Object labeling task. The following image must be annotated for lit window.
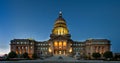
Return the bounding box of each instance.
[63,42,66,46]
[21,42,23,44]
[17,42,19,44]
[26,47,27,49]
[53,27,68,35]
[59,42,62,47]
[31,42,32,45]
[69,48,72,52]
[22,47,24,49]
[31,46,33,49]
[25,42,26,44]
[54,42,58,46]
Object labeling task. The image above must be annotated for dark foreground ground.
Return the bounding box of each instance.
[1,59,120,63]
[0,56,120,63]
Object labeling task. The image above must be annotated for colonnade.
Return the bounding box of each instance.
[15,46,32,54]
[54,41,67,55]
[94,46,105,54]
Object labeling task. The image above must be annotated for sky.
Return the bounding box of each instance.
[0,0,120,55]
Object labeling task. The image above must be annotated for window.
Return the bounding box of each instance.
[26,47,27,49]
[81,48,83,50]
[76,44,77,46]
[22,47,24,49]
[17,42,19,44]
[63,42,66,46]
[54,42,58,46]
[21,42,23,44]
[31,42,33,45]
[54,27,68,35]
[25,42,26,44]
[59,42,62,47]
[31,46,33,49]
[81,44,83,46]
[18,47,20,49]
[43,48,45,50]
[13,42,15,44]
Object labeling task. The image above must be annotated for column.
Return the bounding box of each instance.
[20,46,21,54]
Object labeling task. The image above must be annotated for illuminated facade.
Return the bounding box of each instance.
[49,11,73,55]
[10,11,111,58]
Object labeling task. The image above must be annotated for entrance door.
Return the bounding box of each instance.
[59,51,62,54]
[53,41,67,55]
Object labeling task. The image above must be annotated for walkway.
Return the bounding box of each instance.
[44,55,76,61]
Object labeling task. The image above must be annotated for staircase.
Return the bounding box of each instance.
[45,55,75,61]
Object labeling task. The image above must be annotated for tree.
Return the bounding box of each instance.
[8,51,18,58]
[22,52,29,59]
[32,53,37,59]
[92,52,101,59]
[114,54,120,60]
[103,51,113,59]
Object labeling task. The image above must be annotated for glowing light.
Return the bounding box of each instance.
[53,21,69,35]
[54,42,58,46]
[59,11,62,14]
[69,48,72,52]
[49,48,52,53]
[63,42,66,46]
[59,42,62,46]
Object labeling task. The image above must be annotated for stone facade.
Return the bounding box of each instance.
[10,11,111,58]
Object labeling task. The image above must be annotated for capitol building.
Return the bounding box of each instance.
[10,11,111,58]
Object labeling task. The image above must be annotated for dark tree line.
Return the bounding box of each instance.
[92,51,113,60]
[7,51,37,59]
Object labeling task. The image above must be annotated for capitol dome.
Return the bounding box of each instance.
[52,11,69,35]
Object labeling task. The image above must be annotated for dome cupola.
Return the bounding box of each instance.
[52,11,69,35]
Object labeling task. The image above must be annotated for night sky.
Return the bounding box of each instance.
[0,0,120,55]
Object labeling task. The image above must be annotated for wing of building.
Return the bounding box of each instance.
[10,11,111,58]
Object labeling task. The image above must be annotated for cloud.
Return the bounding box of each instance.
[0,48,10,56]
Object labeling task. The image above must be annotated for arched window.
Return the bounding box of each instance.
[63,42,66,46]
[54,41,58,46]
[59,41,62,49]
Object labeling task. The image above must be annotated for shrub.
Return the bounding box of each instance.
[92,52,101,59]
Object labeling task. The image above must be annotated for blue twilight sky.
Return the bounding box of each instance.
[0,0,120,55]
